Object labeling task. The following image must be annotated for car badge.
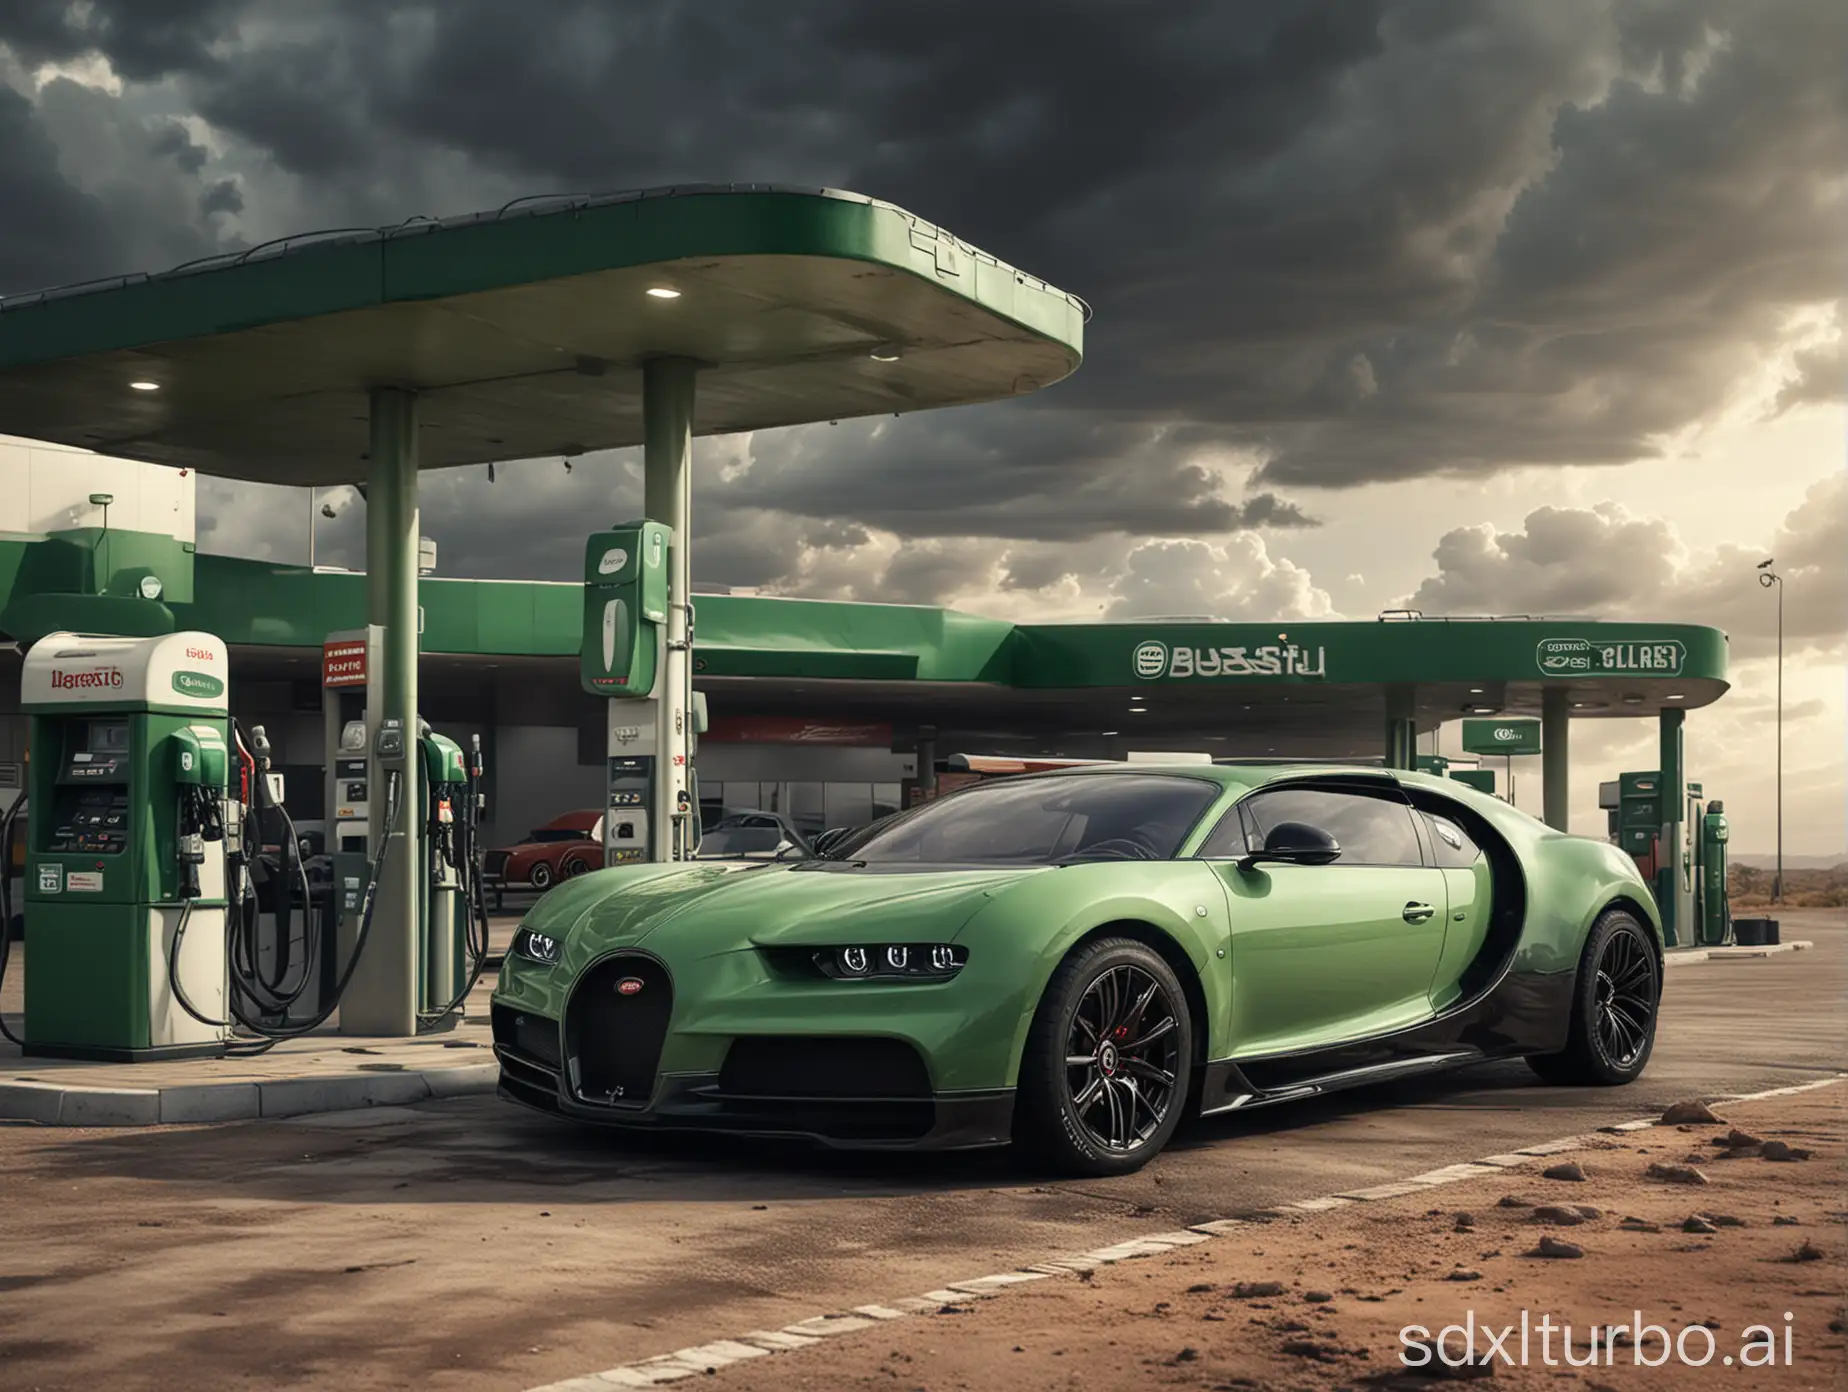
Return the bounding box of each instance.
[615,977,645,997]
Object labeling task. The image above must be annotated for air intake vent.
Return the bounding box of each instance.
[719,1036,932,1099]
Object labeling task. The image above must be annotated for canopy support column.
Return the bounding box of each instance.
[1542,687,1570,832]
[343,387,422,1035]
[1384,684,1417,771]
[1658,707,1686,947]
[644,358,697,862]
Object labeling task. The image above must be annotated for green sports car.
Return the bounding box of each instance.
[491,763,1664,1175]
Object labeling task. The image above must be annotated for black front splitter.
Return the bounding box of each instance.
[495,1048,1014,1151]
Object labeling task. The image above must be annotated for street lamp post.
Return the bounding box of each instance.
[1757,560,1783,904]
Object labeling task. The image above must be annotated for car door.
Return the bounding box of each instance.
[1199,782,1449,1056]
[1420,808,1495,1012]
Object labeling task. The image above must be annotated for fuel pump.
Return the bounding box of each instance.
[312,715,490,1031]
[167,718,410,1051]
[17,631,235,1060]
[417,723,487,1021]
[583,522,706,864]
[221,723,320,1028]
[1694,794,1731,947]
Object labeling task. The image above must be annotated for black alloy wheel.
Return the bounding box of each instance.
[1592,924,1655,1067]
[1014,936,1194,1176]
[1527,908,1660,1086]
[1065,963,1184,1152]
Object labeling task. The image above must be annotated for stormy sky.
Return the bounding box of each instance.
[0,0,1841,853]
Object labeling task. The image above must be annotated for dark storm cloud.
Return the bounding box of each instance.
[3,0,1843,589]
[0,1,237,82]
[716,411,1318,542]
[0,81,122,291]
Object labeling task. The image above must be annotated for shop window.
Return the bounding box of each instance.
[787,782,825,835]
[872,783,901,821]
[823,784,873,831]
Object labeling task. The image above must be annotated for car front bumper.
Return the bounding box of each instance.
[491,1004,1014,1150]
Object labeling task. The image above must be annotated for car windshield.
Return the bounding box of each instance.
[526,827,590,843]
[833,773,1220,865]
[697,826,787,858]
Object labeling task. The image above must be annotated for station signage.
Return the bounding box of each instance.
[322,639,368,689]
[1133,639,1327,681]
[1536,637,1685,677]
[1461,718,1541,755]
[49,665,124,691]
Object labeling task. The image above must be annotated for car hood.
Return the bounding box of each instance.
[525,860,1046,960]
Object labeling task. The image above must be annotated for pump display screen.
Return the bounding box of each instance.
[87,720,130,754]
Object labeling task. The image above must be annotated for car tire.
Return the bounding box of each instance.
[1526,907,1660,1086]
[1013,936,1194,1177]
[529,862,553,892]
[561,857,588,879]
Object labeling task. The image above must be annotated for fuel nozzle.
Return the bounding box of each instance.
[249,723,273,773]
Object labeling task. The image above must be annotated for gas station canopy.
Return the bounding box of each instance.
[0,185,1087,484]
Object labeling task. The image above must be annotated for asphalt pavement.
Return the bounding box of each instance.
[0,909,1840,1392]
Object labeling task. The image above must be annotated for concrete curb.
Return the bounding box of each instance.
[522,1073,1848,1391]
[1663,940,1812,967]
[0,1061,499,1127]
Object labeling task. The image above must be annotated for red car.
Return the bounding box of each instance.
[484,810,603,896]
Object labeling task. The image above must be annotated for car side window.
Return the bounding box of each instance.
[1194,808,1250,859]
[1238,787,1424,868]
[1422,812,1482,869]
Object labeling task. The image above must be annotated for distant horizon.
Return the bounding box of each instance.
[1727,853,1847,870]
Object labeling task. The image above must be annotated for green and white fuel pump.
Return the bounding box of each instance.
[1693,789,1730,948]
[582,522,702,863]
[322,700,487,1027]
[17,631,233,1060]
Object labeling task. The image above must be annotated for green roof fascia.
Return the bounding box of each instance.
[1008,619,1730,689]
[0,186,1085,377]
[169,556,1019,680]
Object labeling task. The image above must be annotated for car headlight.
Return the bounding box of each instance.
[812,943,967,981]
[512,927,563,965]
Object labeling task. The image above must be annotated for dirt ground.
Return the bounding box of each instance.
[705,1085,1847,1391]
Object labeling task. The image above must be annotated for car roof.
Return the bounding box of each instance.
[1026,761,1400,789]
[540,809,604,830]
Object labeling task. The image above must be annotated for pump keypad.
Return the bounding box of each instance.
[50,789,131,854]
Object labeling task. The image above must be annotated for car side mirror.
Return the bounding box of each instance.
[1238,820,1342,872]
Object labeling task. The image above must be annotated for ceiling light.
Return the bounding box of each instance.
[645,287,681,300]
[1129,707,1148,715]
[1469,705,1495,714]
[1622,694,1645,706]
[870,345,901,362]
[1100,730,1119,737]
[1468,688,1484,695]
[1572,702,1588,709]
[130,380,160,391]
[1665,693,1685,701]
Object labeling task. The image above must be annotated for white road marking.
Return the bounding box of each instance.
[522,1072,1848,1392]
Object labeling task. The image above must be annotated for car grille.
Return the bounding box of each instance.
[564,955,673,1108]
[718,1036,932,1100]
